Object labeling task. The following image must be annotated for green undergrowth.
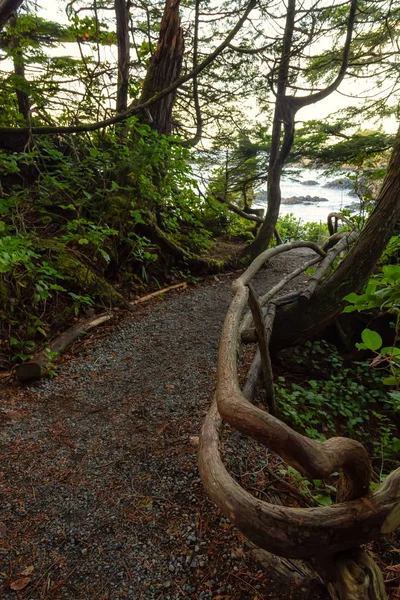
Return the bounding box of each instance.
[0,121,246,367]
[275,340,400,462]
[276,213,330,244]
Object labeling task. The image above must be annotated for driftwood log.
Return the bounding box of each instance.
[198,235,399,599]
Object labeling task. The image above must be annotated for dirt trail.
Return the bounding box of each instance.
[0,248,328,600]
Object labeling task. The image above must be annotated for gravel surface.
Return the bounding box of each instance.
[0,248,329,600]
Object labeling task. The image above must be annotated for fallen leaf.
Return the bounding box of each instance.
[21,566,34,576]
[165,384,175,390]
[10,577,31,591]
[189,436,199,447]
[5,410,25,420]
[157,424,169,435]
[0,522,7,537]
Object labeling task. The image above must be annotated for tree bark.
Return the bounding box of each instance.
[271,124,400,349]
[115,0,130,114]
[239,0,295,259]
[0,0,256,137]
[9,14,30,122]
[0,0,22,31]
[139,0,184,134]
[241,0,357,260]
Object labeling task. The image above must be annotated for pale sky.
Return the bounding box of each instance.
[30,1,399,135]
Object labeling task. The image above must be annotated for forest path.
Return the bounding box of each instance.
[1,248,329,600]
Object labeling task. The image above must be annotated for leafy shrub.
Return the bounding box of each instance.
[276,340,399,459]
[0,120,215,365]
[343,262,400,387]
[276,213,329,243]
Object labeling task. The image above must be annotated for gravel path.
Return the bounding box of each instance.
[0,249,329,600]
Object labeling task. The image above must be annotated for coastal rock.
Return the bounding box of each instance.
[282,195,329,205]
[323,177,353,189]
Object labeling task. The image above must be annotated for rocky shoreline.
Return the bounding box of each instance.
[282,195,329,205]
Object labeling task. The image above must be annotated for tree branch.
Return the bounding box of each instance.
[0,0,256,136]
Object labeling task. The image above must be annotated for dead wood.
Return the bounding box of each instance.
[250,545,317,583]
[327,212,356,235]
[15,314,112,383]
[199,399,400,561]
[217,284,371,501]
[234,241,325,292]
[132,282,187,304]
[299,231,359,304]
[240,254,322,334]
[242,303,276,402]
[246,284,276,413]
[322,231,348,252]
[198,161,399,599]
[314,549,388,600]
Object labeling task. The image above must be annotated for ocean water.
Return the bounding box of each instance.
[253,168,358,223]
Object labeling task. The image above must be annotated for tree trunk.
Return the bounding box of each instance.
[115,0,130,114]
[9,14,30,122]
[0,0,23,31]
[239,0,295,260]
[240,0,357,260]
[139,0,184,135]
[271,124,400,349]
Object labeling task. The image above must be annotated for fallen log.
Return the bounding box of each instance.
[15,314,112,383]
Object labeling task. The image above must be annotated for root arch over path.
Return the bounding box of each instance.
[198,235,400,600]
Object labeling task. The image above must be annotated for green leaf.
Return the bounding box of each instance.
[382,265,400,281]
[361,329,382,351]
[383,376,398,385]
[315,494,333,506]
[343,292,360,303]
[355,342,367,350]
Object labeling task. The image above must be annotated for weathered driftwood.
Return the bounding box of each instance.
[15,314,111,383]
[315,549,387,600]
[233,240,325,291]
[199,234,399,598]
[240,254,323,334]
[218,284,371,502]
[299,230,360,304]
[246,283,276,413]
[132,282,187,305]
[199,400,400,559]
[322,231,348,251]
[242,303,276,401]
[327,212,356,236]
[249,545,317,583]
